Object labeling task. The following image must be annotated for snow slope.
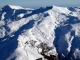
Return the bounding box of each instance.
[0,5,80,60]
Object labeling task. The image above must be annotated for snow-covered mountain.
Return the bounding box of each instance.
[0,5,80,60]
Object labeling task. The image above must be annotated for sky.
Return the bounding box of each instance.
[0,0,80,9]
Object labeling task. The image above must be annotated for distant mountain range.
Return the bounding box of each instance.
[0,5,80,60]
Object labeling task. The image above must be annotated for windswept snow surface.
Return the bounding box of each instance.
[0,5,80,60]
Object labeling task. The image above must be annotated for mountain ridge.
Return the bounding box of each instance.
[0,5,80,60]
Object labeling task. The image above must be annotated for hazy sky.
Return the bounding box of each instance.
[0,0,80,9]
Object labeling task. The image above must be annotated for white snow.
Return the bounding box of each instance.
[17,14,24,18]
[52,5,71,14]
[0,21,5,26]
[71,23,80,37]
[65,32,74,52]
[0,5,80,60]
[74,49,80,59]
[8,5,34,10]
[7,14,39,34]
[8,5,23,9]
[0,27,6,38]
[6,5,71,60]
[1,12,6,20]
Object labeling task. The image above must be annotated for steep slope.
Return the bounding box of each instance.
[0,5,80,60]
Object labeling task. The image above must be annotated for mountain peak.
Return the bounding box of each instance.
[0,5,80,60]
[8,5,23,9]
[2,5,23,11]
[2,5,12,11]
[51,5,71,14]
